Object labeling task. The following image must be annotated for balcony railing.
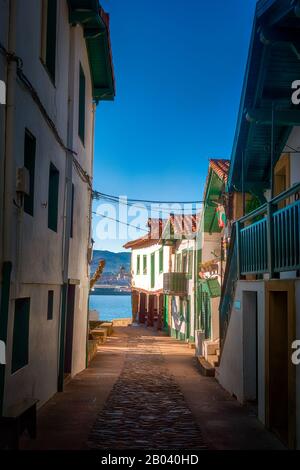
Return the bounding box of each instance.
[163,272,188,295]
[237,182,300,276]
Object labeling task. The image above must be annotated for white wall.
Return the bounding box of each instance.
[2,0,95,410]
[131,244,170,292]
[217,280,266,423]
[170,238,196,341]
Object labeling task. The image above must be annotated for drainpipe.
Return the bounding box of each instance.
[57,26,76,392]
[86,102,96,368]
[0,0,17,415]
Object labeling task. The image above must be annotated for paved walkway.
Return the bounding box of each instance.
[22,326,284,450]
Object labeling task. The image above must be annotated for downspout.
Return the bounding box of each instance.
[57,26,76,392]
[0,0,17,415]
[86,102,96,368]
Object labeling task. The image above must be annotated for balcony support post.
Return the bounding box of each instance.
[267,202,275,278]
[236,220,242,279]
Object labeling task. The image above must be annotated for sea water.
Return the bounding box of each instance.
[89,294,132,321]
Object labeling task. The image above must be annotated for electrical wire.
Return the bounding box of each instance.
[92,211,149,232]
[93,190,204,205]
[94,194,202,214]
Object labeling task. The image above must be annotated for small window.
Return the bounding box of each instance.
[78,64,86,144]
[47,290,54,320]
[136,255,140,274]
[12,298,30,373]
[143,255,147,274]
[24,129,36,216]
[70,184,74,238]
[41,0,57,82]
[159,248,163,273]
[48,162,59,232]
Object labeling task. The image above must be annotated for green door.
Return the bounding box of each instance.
[151,253,155,288]
[186,297,191,340]
[202,291,211,339]
[163,295,169,330]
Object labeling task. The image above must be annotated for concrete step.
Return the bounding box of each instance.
[207,354,219,367]
[197,356,215,377]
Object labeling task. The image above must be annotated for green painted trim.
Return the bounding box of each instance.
[58,283,68,392]
[68,0,115,101]
[0,262,12,415]
[171,328,186,342]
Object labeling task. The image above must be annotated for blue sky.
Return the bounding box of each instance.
[92,0,257,252]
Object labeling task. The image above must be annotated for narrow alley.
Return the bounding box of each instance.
[22,326,284,451]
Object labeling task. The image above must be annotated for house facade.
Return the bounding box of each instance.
[217,0,300,449]
[194,159,229,367]
[0,0,114,414]
[162,215,198,343]
[124,220,170,329]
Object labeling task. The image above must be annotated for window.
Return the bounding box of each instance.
[151,253,155,288]
[159,248,163,273]
[24,129,36,216]
[41,0,57,82]
[12,298,30,373]
[78,64,86,144]
[70,184,74,238]
[48,162,59,232]
[47,290,54,320]
[136,255,140,274]
[143,255,147,274]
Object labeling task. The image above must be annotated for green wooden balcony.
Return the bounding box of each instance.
[237,183,300,276]
[163,273,188,295]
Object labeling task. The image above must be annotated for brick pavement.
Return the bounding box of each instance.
[88,333,208,450]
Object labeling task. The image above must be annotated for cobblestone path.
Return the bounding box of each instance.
[88,334,208,450]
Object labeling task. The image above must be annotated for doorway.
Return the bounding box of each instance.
[64,284,76,376]
[266,281,296,448]
[243,291,258,410]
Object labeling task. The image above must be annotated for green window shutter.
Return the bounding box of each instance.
[182,250,188,273]
[176,253,182,272]
[12,298,30,373]
[48,162,59,232]
[143,255,147,274]
[24,129,36,216]
[159,248,163,273]
[188,250,193,278]
[151,253,155,288]
[78,64,86,144]
[47,290,54,320]
[46,0,57,81]
[136,255,140,274]
[207,278,221,298]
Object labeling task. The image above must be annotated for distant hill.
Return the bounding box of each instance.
[91,250,131,274]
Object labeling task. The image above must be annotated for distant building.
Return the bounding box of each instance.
[0,0,115,413]
[194,159,230,368]
[124,219,171,328]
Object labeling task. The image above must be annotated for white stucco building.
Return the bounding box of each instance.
[0,0,115,413]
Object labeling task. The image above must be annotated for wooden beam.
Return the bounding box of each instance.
[246,108,300,126]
